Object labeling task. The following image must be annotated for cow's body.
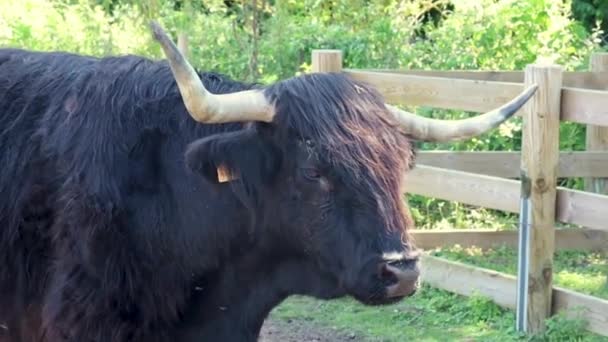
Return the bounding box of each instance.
[0,49,268,341]
[0,46,423,342]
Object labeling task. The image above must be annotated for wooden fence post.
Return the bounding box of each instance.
[311,50,343,73]
[585,53,608,194]
[518,64,562,334]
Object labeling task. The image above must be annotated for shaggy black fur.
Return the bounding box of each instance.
[0,47,418,342]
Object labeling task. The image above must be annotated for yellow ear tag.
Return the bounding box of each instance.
[216,164,235,183]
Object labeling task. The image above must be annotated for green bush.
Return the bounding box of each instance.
[572,0,608,43]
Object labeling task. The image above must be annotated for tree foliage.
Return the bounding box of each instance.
[572,0,608,44]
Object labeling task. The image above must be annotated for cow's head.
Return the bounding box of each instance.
[151,23,537,305]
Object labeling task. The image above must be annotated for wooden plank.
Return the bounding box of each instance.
[520,64,562,332]
[312,50,343,73]
[406,165,607,232]
[552,287,608,337]
[420,255,608,337]
[406,166,608,232]
[586,127,608,191]
[561,87,608,127]
[344,70,524,113]
[411,229,608,252]
[556,152,608,179]
[406,165,520,213]
[556,189,608,232]
[420,255,517,310]
[416,151,608,178]
[585,53,608,194]
[362,69,524,83]
[564,71,608,90]
[417,152,517,177]
[357,69,608,89]
[584,53,608,289]
[345,69,608,127]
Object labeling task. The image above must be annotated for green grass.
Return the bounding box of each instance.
[269,247,608,341]
[271,286,517,341]
[270,285,607,341]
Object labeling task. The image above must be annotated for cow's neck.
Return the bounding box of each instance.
[174,253,339,342]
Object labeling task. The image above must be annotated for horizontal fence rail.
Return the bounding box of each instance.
[345,70,608,127]
[556,190,608,231]
[355,69,608,90]
[416,151,608,178]
[411,229,608,252]
[407,166,608,232]
[421,256,608,337]
[344,70,524,113]
[406,165,520,213]
[561,88,608,127]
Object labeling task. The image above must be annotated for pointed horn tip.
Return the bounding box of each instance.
[149,20,170,44]
[517,83,539,105]
[525,83,539,96]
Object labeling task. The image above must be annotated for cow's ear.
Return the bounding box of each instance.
[185,127,281,185]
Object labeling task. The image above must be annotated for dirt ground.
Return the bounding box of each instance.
[259,318,365,342]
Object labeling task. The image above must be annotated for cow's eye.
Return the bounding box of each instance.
[302,168,321,181]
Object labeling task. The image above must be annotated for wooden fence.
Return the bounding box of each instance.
[311,50,608,337]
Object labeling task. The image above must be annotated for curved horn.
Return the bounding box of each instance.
[150,21,275,123]
[386,84,538,142]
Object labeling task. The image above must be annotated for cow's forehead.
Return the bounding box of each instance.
[261,72,415,183]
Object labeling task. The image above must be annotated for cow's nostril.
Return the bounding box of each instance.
[379,263,399,287]
[379,261,420,298]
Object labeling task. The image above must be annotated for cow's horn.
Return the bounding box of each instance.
[150,21,275,123]
[385,84,538,142]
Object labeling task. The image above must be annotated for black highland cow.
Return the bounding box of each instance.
[0,22,537,342]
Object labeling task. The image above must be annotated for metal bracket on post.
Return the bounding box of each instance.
[516,170,532,332]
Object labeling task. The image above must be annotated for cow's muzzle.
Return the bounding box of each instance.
[378,252,421,298]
